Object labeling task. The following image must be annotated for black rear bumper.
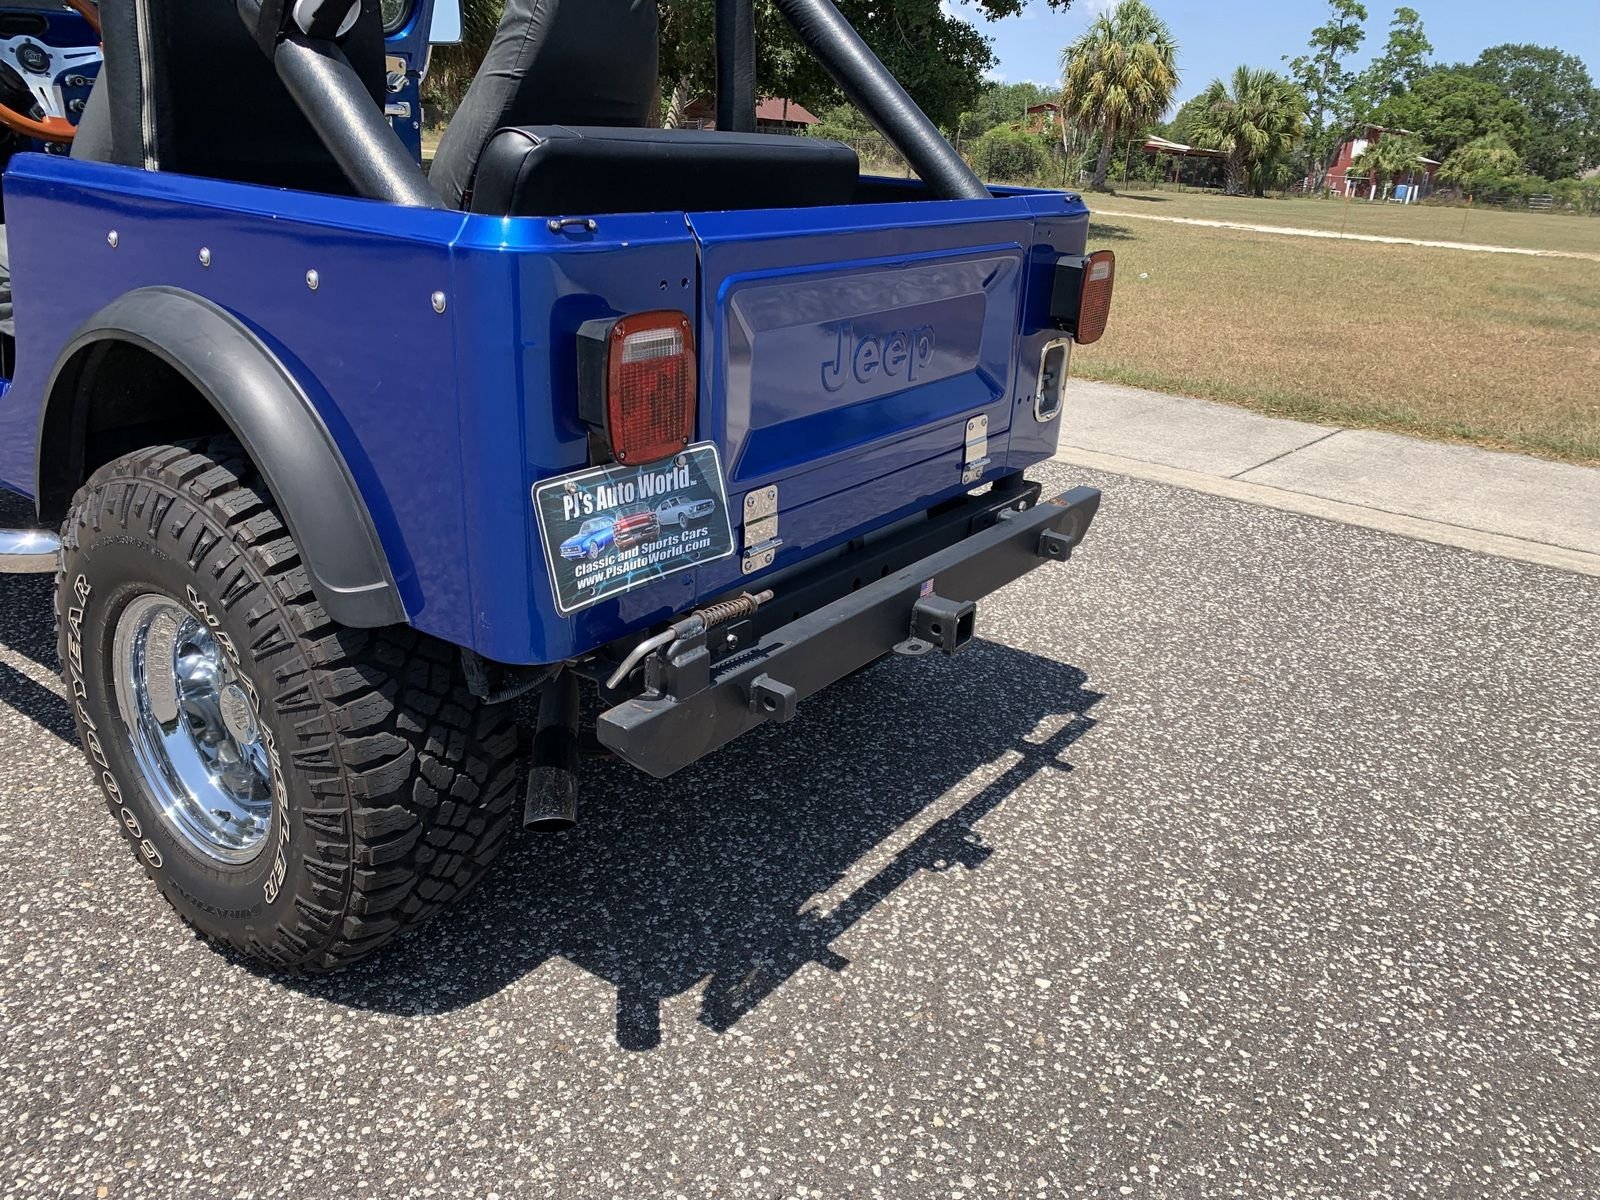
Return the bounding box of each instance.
[597,478,1101,778]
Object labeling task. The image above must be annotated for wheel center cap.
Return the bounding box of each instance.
[219,683,258,746]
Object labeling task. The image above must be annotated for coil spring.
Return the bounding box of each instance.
[695,589,774,629]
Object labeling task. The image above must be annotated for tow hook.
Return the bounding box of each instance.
[605,590,775,692]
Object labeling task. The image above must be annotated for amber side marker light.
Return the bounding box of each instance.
[577,311,698,465]
[1049,249,1116,345]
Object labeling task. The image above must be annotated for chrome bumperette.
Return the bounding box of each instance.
[0,528,61,574]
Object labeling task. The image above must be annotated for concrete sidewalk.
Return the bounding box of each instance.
[1053,380,1600,576]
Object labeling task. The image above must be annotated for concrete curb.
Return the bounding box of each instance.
[1055,445,1600,578]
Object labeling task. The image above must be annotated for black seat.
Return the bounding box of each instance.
[429,0,659,210]
[469,126,862,218]
[86,0,385,194]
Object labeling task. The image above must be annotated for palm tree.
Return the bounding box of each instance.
[1350,133,1427,200]
[1188,66,1307,197]
[1061,0,1180,191]
[1437,134,1522,188]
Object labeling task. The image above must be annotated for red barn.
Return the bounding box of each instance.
[1021,102,1062,135]
[1318,124,1440,201]
[680,96,822,135]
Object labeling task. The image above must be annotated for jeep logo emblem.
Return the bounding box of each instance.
[821,322,937,393]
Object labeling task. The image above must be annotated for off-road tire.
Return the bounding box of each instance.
[56,437,521,972]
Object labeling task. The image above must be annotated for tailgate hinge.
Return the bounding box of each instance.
[741,484,783,575]
[962,414,991,485]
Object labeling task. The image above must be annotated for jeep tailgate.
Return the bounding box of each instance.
[686,197,1046,589]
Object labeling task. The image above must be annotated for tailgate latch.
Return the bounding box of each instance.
[742,485,783,575]
[962,414,991,485]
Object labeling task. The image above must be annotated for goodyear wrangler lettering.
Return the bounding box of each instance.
[66,576,162,870]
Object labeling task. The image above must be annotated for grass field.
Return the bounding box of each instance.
[1076,215,1600,464]
[1099,188,1600,257]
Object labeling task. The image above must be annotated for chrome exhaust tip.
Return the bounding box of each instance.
[0,528,61,574]
[523,673,580,833]
[523,764,578,833]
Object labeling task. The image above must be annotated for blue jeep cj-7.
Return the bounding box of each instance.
[0,0,1113,971]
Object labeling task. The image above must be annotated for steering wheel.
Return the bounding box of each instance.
[0,0,101,145]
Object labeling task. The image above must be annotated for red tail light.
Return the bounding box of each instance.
[577,311,697,465]
[1049,249,1116,346]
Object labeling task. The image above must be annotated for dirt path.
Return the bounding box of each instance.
[1092,209,1600,262]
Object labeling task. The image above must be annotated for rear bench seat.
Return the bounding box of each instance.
[468,126,862,217]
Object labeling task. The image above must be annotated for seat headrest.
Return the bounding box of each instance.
[427,0,660,210]
[470,126,862,218]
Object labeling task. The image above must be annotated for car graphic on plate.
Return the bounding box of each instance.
[560,516,616,561]
[656,495,717,528]
[613,504,662,551]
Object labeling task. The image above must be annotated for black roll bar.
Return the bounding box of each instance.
[772,0,991,201]
[242,0,985,208]
[715,0,757,134]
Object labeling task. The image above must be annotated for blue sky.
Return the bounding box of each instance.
[950,0,1600,112]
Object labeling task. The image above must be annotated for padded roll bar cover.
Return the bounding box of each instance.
[40,288,407,629]
[715,0,757,133]
[469,126,862,218]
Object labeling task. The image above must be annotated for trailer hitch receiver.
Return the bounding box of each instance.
[895,594,976,658]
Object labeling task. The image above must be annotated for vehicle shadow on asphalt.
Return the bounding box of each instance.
[0,574,74,745]
[3,569,1106,1050]
[295,639,1105,1051]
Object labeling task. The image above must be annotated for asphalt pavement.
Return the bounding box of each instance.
[2,460,1596,1199]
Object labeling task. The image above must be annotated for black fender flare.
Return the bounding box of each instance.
[39,287,407,628]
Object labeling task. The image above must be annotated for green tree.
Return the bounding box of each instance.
[1470,44,1600,180]
[956,81,1058,144]
[1436,132,1525,191]
[1348,131,1425,196]
[1286,0,1368,191]
[1356,6,1431,111]
[1373,67,1530,163]
[1060,0,1180,191]
[436,0,1077,131]
[970,125,1051,181]
[1160,93,1211,145]
[1188,66,1307,196]
[658,0,986,127]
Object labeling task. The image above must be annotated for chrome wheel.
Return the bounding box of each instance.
[111,594,273,865]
